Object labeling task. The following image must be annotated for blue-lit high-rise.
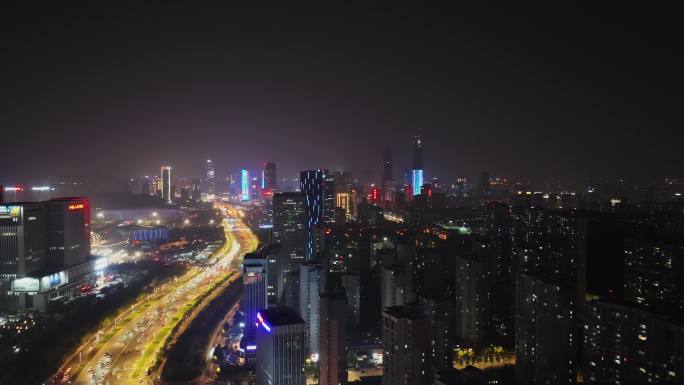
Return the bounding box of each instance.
[243,252,268,348]
[411,136,423,196]
[411,169,423,196]
[299,170,334,260]
[241,169,250,201]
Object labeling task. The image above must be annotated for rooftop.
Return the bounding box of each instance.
[383,303,426,320]
[258,307,304,327]
[243,252,265,261]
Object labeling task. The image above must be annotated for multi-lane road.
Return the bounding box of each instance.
[52,204,257,385]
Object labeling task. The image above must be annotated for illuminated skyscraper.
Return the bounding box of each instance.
[205,159,216,199]
[323,174,335,223]
[2,198,93,312]
[333,171,355,219]
[262,244,282,305]
[256,307,307,385]
[412,135,423,170]
[411,136,424,196]
[45,197,91,268]
[243,253,268,347]
[335,192,356,220]
[241,169,250,201]
[300,170,334,259]
[272,193,307,301]
[161,166,172,204]
[299,264,323,356]
[0,203,46,311]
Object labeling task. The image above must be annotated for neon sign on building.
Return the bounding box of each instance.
[68,203,84,211]
[256,312,271,332]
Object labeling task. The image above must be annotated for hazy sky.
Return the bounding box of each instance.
[1,3,681,184]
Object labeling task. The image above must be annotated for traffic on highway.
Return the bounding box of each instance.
[50,203,258,385]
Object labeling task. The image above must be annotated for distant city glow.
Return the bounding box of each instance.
[31,186,53,191]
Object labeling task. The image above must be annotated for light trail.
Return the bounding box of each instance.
[51,204,258,385]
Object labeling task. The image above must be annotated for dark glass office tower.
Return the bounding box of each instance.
[300,170,334,259]
[256,307,306,385]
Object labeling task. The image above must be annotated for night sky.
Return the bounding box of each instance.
[1,3,681,184]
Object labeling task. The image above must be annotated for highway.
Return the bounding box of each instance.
[52,203,258,385]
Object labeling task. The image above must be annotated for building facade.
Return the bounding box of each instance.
[382,304,431,385]
[1,198,96,312]
[161,166,172,204]
[256,307,307,385]
[243,253,268,345]
[515,274,576,385]
[319,290,348,385]
[583,300,684,385]
[299,264,323,357]
[272,192,307,303]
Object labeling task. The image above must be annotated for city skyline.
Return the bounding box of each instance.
[1,3,683,385]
